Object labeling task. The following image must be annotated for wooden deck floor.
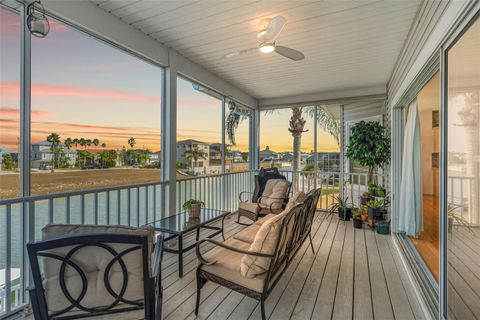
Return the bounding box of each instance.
[448,226,480,319]
[161,212,425,320]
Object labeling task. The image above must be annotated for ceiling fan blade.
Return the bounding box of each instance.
[264,15,286,42]
[275,45,305,61]
[221,47,257,59]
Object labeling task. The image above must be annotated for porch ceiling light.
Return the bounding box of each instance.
[259,43,275,54]
[27,1,50,38]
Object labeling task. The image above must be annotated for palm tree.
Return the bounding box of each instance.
[46,133,61,171]
[128,137,136,149]
[185,147,208,172]
[101,143,107,149]
[92,138,100,149]
[64,137,73,150]
[288,106,308,174]
[72,138,79,149]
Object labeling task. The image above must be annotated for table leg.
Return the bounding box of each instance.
[221,216,226,241]
[178,235,183,278]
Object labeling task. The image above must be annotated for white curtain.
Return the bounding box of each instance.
[399,99,423,236]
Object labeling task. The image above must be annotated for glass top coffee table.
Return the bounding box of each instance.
[146,208,230,277]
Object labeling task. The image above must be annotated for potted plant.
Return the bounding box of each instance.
[360,191,371,205]
[447,203,472,234]
[182,199,205,218]
[366,199,384,221]
[330,195,352,221]
[352,208,363,229]
[368,183,386,198]
[345,121,391,184]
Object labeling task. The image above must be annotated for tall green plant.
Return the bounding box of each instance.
[345,121,390,184]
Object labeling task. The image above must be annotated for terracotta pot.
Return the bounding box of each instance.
[361,214,368,222]
[188,203,201,218]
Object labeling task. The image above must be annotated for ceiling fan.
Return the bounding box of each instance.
[222,16,305,61]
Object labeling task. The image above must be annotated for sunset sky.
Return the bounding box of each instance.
[1,7,338,155]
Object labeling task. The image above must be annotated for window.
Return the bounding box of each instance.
[176,77,222,176]
[0,7,20,200]
[446,16,480,319]
[225,102,251,172]
[30,17,162,195]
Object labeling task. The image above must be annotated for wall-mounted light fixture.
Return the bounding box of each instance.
[27,1,50,38]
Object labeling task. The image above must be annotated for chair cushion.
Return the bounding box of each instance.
[284,191,307,212]
[240,212,285,278]
[201,238,265,293]
[40,224,154,314]
[260,179,290,210]
[254,214,277,226]
[238,201,259,213]
[233,225,261,244]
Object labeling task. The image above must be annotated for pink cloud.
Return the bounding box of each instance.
[177,98,221,109]
[1,81,160,104]
[0,107,52,118]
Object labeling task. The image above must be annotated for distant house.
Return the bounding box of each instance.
[176,139,210,169]
[147,151,161,165]
[259,146,279,162]
[31,141,77,168]
[305,152,340,172]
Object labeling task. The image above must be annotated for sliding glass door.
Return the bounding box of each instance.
[446,14,480,320]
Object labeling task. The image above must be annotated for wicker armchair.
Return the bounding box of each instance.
[237,179,291,225]
[195,188,322,320]
[27,224,164,320]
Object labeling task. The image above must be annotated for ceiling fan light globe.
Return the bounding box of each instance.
[259,44,275,53]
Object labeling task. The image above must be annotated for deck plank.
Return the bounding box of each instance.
[310,219,346,320]
[332,219,355,320]
[268,215,336,320]
[365,230,394,319]
[380,234,418,320]
[353,227,373,320]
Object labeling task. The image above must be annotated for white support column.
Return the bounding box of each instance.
[20,5,31,198]
[163,50,177,216]
[20,4,33,304]
[250,109,260,170]
[391,106,404,233]
[313,106,318,189]
[221,97,226,174]
[339,105,345,198]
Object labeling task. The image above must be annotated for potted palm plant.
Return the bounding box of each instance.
[182,199,205,218]
[330,195,353,221]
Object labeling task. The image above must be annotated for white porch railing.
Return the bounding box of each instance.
[0,169,385,316]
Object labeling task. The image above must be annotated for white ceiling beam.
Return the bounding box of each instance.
[41,0,257,108]
[257,85,387,109]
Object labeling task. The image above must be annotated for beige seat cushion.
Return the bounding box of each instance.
[201,238,265,293]
[233,225,261,244]
[40,224,154,315]
[260,179,289,210]
[284,191,307,212]
[240,212,285,278]
[254,214,276,226]
[238,201,259,213]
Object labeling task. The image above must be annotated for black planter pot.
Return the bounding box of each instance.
[367,207,381,220]
[338,208,352,221]
[353,218,363,229]
[360,196,371,205]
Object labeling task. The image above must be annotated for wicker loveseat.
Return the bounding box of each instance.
[195,187,321,320]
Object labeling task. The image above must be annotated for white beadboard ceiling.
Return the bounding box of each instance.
[89,0,422,101]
